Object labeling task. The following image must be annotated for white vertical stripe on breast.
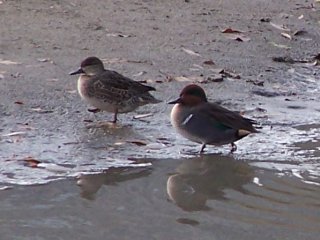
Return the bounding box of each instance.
[182,114,193,125]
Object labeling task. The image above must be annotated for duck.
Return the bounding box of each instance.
[70,56,160,123]
[168,84,258,153]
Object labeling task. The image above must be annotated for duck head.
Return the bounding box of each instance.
[168,84,208,106]
[70,56,105,76]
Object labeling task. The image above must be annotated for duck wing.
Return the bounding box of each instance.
[196,102,258,133]
[88,70,155,101]
[100,70,155,92]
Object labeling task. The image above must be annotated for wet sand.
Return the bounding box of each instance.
[1,0,320,239]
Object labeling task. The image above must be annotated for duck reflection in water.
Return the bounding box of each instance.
[77,166,152,200]
[167,154,253,211]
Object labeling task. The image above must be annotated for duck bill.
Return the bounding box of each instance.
[69,68,84,75]
[168,97,182,104]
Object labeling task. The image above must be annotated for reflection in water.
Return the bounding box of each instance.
[77,166,152,200]
[83,123,139,147]
[167,154,253,211]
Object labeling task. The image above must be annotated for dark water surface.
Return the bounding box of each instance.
[0,155,319,240]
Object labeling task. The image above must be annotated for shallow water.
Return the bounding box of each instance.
[0,155,319,240]
[1,79,320,239]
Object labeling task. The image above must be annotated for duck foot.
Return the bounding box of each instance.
[112,110,118,124]
[200,144,206,154]
[230,142,237,153]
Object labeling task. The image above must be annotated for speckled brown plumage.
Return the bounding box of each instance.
[70,56,160,123]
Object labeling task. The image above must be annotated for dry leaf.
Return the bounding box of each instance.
[23,157,41,168]
[67,90,77,94]
[190,76,206,83]
[182,48,201,57]
[281,32,292,40]
[106,33,132,38]
[37,58,49,62]
[126,140,148,146]
[223,71,241,79]
[223,34,250,42]
[209,68,240,79]
[203,60,215,65]
[221,28,243,33]
[246,79,264,86]
[14,101,24,105]
[22,157,69,172]
[30,108,54,114]
[87,108,101,113]
[260,18,271,22]
[138,80,147,84]
[83,119,94,123]
[63,141,81,145]
[293,30,308,36]
[270,22,291,31]
[174,76,205,82]
[176,218,199,226]
[157,137,170,141]
[133,113,153,119]
[2,131,26,137]
[222,28,250,42]
[0,59,20,65]
[174,76,192,82]
[207,74,224,82]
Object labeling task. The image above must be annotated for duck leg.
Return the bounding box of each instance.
[200,144,206,153]
[230,142,237,153]
[112,109,118,123]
